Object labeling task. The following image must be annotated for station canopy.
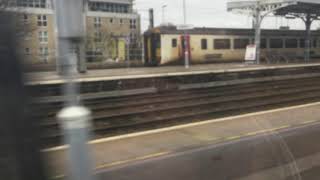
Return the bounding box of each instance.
[275,0,320,16]
[227,0,320,63]
[227,0,320,16]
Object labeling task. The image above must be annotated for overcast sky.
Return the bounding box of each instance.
[134,0,320,31]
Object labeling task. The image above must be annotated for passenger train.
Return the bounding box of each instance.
[143,25,320,65]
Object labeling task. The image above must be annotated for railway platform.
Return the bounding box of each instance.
[44,101,320,180]
[26,62,320,85]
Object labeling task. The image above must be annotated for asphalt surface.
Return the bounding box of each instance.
[46,102,320,179]
[97,122,320,180]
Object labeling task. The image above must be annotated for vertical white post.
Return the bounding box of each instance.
[183,0,186,24]
[58,107,95,180]
[54,1,95,180]
[183,0,189,69]
[304,14,312,62]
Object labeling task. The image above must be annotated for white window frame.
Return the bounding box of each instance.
[37,15,47,27]
[38,31,48,44]
[39,47,49,63]
[25,48,31,55]
[94,31,102,42]
[18,0,47,8]
[130,19,136,29]
[22,14,29,24]
[94,17,101,28]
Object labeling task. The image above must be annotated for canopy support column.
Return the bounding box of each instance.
[304,13,312,62]
[254,5,262,64]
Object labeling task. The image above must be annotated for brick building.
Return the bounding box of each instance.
[11,0,141,65]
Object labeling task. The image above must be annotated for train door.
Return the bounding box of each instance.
[179,35,191,63]
[118,39,126,61]
[144,33,161,66]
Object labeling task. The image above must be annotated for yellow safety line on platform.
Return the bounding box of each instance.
[95,151,170,170]
[49,120,320,179]
[50,152,170,180]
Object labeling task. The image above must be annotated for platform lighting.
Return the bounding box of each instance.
[285,15,296,19]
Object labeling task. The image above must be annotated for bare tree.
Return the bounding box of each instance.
[85,30,119,62]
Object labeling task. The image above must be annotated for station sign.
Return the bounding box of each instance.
[245,44,256,61]
[177,24,194,30]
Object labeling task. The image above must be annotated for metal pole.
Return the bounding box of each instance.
[58,106,94,180]
[183,0,189,69]
[183,0,186,24]
[304,14,312,62]
[184,34,189,69]
[78,41,87,73]
[149,8,154,29]
[254,3,262,64]
[54,1,95,180]
[127,37,130,68]
[162,5,167,24]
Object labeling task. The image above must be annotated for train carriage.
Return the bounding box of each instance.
[144,25,320,66]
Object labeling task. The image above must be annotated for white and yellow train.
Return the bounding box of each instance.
[143,26,320,65]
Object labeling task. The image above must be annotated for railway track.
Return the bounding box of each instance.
[30,75,320,148]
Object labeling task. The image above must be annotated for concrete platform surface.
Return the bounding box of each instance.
[44,101,320,179]
[26,63,320,85]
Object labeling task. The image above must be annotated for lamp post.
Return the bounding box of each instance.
[162,5,167,24]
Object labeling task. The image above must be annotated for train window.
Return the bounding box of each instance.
[285,39,298,48]
[313,39,318,48]
[234,39,249,49]
[172,39,177,48]
[214,39,231,50]
[270,38,283,49]
[261,39,267,49]
[300,39,305,48]
[201,39,208,50]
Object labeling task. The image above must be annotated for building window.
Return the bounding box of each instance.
[234,39,250,49]
[89,2,130,13]
[130,19,137,29]
[38,31,48,43]
[39,47,49,63]
[261,39,267,49]
[17,0,47,8]
[270,38,283,48]
[94,31,102,42]
[94,17,101,28]
[37,15,47,26]
[214,39,231,49]
[22,14,29,23]
[25,48,31,55]
[201,39,208,50]
[110,18,114,23]
[313,39,318,48]
[285,39,298,48]
[89,2,129,13]
[120,19,123,24]
[299,39,305,48]
[172,39,177,48]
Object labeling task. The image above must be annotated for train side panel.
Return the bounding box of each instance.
[146,28,320,65]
